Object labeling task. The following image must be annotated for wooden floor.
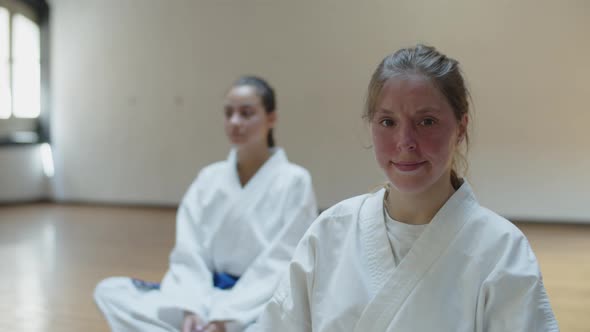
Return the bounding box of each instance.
[0,204,587,332]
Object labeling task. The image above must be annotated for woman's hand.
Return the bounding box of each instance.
[182,312,206,332]
[204,321,226,332]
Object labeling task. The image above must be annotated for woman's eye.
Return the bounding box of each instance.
[224,109,232,118]
[420,118,437,126]
[380,119,395,127]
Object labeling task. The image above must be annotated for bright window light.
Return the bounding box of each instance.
[12,14,40,118]
[0,7,10,119]
[40,143,54,177]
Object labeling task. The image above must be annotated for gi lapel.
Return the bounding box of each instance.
[222,148,287,217]
[210,148,288,237]
[357,188,396,298]
[240,148,288,198]
[353,182,478,332]
[208,148,289,269]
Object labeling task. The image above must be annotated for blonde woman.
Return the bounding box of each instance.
[253,46,557,332]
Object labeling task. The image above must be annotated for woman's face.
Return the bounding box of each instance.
[224,85,275,149]
[370,76,467,195]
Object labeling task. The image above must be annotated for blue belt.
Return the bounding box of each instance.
[212,272,240,290]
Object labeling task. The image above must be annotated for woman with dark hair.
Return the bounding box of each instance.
[252,46,557,331]
[94,76,318,332]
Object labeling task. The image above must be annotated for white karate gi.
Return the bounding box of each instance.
[94,148,318,332]
[253,181,558,332]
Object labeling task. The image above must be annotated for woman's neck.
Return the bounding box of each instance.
[385,175,456,225]
[236,145,271,186]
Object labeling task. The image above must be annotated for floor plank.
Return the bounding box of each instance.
[0,204,175,332]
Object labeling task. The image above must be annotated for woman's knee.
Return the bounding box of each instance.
[94,276,131,304]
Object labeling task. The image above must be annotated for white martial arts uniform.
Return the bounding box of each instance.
[94,148,318,332]
[253,181,558,332]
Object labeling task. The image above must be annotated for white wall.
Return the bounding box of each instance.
[0,145,48,201]
[48,0,590,221]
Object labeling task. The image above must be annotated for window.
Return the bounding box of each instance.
[13,14,40,118]
[0,3,41,120]
[0,7,10,119]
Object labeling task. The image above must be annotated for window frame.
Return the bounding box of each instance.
[0,0,43,145]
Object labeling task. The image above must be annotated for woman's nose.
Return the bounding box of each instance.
[229,113,242,126]
[397,124,417,151]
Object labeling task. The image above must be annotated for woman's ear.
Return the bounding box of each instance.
[267,112,277,128]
